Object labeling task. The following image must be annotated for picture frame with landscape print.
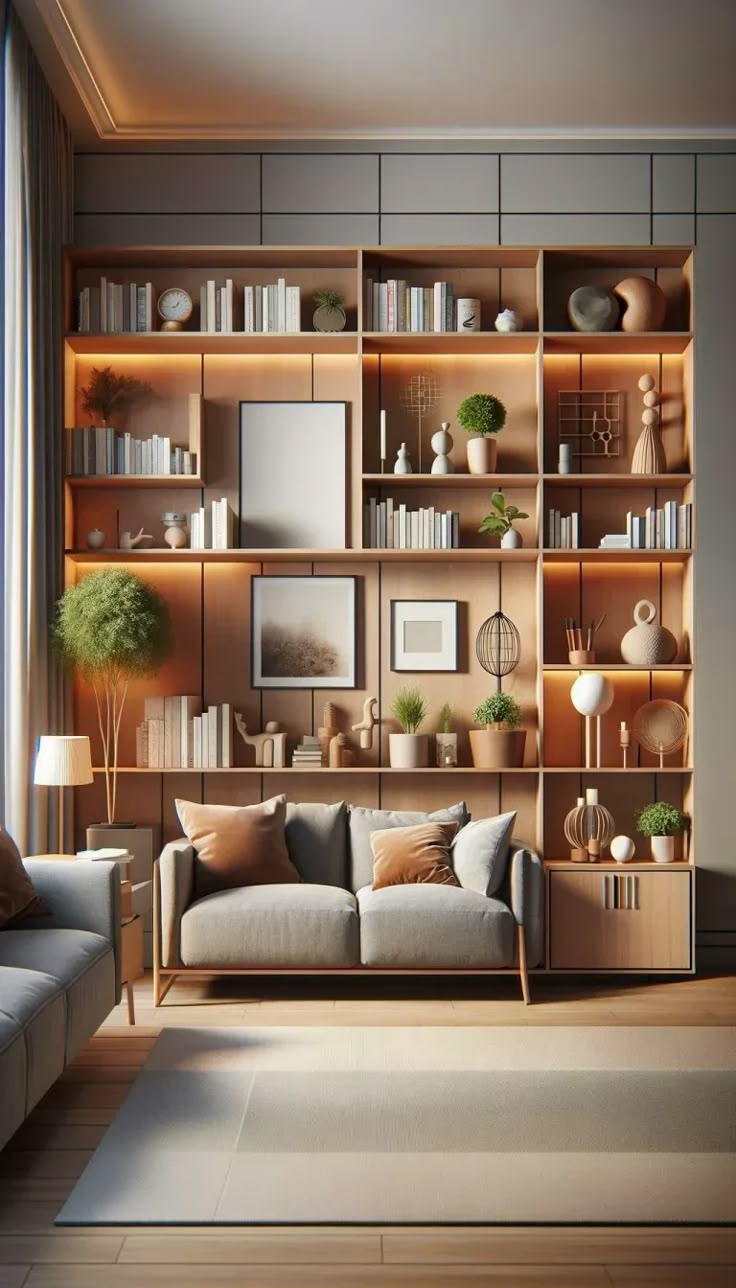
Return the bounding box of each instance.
[390,600,459,672]
[251,576,357,689]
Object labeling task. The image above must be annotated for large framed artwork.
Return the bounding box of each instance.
[239,401,347,549]
[390,600,459,672]
[251,576,357,689]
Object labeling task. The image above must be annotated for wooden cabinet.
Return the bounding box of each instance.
[549,868,692,971]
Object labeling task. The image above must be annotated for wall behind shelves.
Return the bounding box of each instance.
[71,141,736,961]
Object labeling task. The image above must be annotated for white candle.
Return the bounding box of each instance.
[585,787,599,806]
[380,410,387,462]
[620,720,627,730]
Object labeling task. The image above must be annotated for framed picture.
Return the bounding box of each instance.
[390,600,459,672]
[252,576,357,689]
[239,402,347,549]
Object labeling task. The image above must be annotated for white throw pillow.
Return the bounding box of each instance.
[451,811,516,896]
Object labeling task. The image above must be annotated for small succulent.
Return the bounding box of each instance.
[473,692,521,729]
[479,491,529,539]
[636,802,689,837]
[457,392,507,438]
[437,703,453,734]
[391,686,427,734]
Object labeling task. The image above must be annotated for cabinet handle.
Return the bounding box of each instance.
[632,875,639,910]
[601,876,608,909]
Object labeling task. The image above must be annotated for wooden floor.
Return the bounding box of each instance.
[1,970,735,1287]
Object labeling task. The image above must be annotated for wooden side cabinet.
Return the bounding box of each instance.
[549,868,693,971]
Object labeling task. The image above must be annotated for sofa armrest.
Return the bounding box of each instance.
[23,859,122,999]
[157,839,195,969]
[509,848,544,968]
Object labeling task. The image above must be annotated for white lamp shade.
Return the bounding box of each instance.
[34,736,94,787]
[570,672,614,718]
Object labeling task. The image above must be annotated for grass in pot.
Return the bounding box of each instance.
[469,692,526,769]
[389,686,428,768]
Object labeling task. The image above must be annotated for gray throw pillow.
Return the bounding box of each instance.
[285,801,348,887]
[451,811,517,896]
[348,801,467,893]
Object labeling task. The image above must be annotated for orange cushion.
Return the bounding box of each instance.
[175,795,300,893]
[370,821,460,890]
[0,827,50,927]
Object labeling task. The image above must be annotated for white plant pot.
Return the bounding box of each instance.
[651,834,675,864]
[466,436,497,475]
[388,733,429,769]
[501,528,522,549]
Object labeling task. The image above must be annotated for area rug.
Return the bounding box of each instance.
[57,1025,736,1224]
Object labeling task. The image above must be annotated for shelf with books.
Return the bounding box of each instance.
[542,473,693,489]
[543,548,691,563]
[362,473,538,489]
[65,474,205,489]
[91,765,542,775]
[65,546,541,565]
[65,331,359,356]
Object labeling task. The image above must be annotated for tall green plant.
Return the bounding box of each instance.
[391,686,427,734]
[54,570,172,824]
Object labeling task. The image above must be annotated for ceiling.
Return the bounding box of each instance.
[15,0,736,142]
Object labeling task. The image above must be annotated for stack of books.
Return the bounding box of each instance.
[66,427,196,477]
[136,697,233,768]
[547,510,581,549]
[364,279,455,332]
[189,498,236,549]
[199,279,235,333]
[243,281,301,332]
[625,502,692,550]
[364,498,460,549]
[291,736,324,769]
[599,533,632,550]
[76,279,155,333]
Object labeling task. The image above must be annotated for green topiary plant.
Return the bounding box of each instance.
[54,570,172,824]
[479,491,529,539]
[457,392,507,438]
[636,802,689,837]
[473,692,521,729]
[313,288,344,310]
[391,686,427,734]
[81,366,152,426]
[437,702,453,734]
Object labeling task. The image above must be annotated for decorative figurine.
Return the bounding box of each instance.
[394,442,413,474]
[351,696,378,750]
[631,375,666,474]
[162,512,188,549]
[570,671,614,768]
[86,528,105,550]
[234,714,287,768]
[119,527,152,550]
[430,422,454,474]
[494,308,521,333]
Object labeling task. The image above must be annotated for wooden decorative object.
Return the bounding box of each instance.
[400,372,440,472]
[633,699,688,767]
[558,390,621,460]
[569,649,595,665]
[620,599,677,665]
[570,672,614,768]
[234,715,287,768]
[620,720,631,768]
[564,788,615,864]
[318,702,339,762]
[351,697,378,750]
[631,375,666,475]
[613,277,667,332]
[328,732,348,768]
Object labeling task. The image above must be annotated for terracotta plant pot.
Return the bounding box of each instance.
[651,835,675,864]
[469,727,526,769]
[388,733,429,769]
[466,436,497,475]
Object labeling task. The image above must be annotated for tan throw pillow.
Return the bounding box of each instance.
[0,826,50,927]
[370,822,460,890]
[175,795,300,894]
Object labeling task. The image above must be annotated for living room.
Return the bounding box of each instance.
[1,0,735,1282]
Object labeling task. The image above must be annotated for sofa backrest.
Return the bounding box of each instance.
[284,801,348,887]
[347,801,468,893]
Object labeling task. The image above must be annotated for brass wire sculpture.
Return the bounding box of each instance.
[475,565,521,690]
[564,791,615,863]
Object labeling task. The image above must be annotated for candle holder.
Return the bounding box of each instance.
[564,788,615,864]
[620,720,631,767]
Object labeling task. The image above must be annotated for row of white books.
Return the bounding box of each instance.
[76,280,154,333]
[189,498,236,550]
[66,427,196,477]
[364,279,455,332]
[625,502,692,550]
[243,281,301,332]
[136,698,233,769]
[199,279,235,332]
[547,510,581,549]
[365,498,460,549]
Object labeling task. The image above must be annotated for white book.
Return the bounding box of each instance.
[199,283,207,332]
[277,278,286,331]
[221,703,232,769]
[433,282,443,332]
[243,284,253,332]
[225,278,233,332]
[207,706,220,769]
[206,280,216,334]
[200,711,209,769]
[286,285,300,332]
[386,497,394,549]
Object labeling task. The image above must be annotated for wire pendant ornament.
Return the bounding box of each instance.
[475,565,521,690]
[400,371,440,471]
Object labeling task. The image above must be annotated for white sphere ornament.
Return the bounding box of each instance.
[570,671,614,718]
[610,835,636,864]
[495,308,521,333]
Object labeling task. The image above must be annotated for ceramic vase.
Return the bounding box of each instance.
[86,528,105,549]
[501,528,522,550]
[162,513,188,549]
[466,436,496,475]
[430,423,454,474]
[394,443,413,474]
[388,733,428,769]
[313,304,346,333]
[620,600,677,665]
[469,727,526,770]
[456,298,481,331]
[651,835,675,864]
[494,308,521,333]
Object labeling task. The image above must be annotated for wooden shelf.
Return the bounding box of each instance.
[65,331,358,356]
[362,473,538,489]
[542,766,693,774]
[68,246,359,270]
[544,859,692,871]
[66,475,204,489]
[543,473,693,489]
[92,765,541,775]
[66,547,540,564]
[544,332,692,355]
[361,332,539,355]
[543,663,693,671]
[543,548,691,563]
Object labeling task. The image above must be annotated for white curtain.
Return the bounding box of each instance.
[2,5,73,853]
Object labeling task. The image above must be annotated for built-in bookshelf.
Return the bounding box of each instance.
[64,243,695,974]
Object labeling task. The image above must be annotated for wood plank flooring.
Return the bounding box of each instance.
[0,970,734,1287]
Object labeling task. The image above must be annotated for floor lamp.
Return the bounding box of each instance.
[34,736,94,850]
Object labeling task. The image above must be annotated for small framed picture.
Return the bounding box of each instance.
[252,575,357,689]
[390,600,459,672]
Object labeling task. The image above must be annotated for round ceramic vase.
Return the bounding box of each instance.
[501,528,522,549]
[651,835,675,864]
[313,304,346,333]
[469,728,526,770]
[456,298,481,331]
[466,436,497,475]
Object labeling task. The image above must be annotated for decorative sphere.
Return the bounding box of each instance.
[86,528,105,550]
[638,374,656,393]
[642,408,659,426]
[611,835,636,864]
[570,672,614,718]
[642,390,659,408]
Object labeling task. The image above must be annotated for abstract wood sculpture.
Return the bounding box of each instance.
[328,732,348,768]
[318,702,339,763]
[631,375,666,474]
[613,276,667,332]
[234,714,287,768]
[351,696,378,750]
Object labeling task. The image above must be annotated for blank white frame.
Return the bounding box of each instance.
[390,600,459,672]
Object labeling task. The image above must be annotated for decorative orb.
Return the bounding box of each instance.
[633,699,688,757]
[621,600,678,665]
[476,611,521,678]
[642,390,659,408]
[568,286,620,332]
[614,276,667,332]
[611,835,636,864]
[642,408,659,426]
[570,672,614,718]
[638,374,656,393]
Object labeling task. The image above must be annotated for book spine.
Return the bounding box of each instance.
[221,703,232,769]
[207,706,219,769]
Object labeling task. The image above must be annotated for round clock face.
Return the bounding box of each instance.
[157,287,193,323]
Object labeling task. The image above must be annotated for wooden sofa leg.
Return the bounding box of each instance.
[154,973,176,1007]
[518,925,531,1006]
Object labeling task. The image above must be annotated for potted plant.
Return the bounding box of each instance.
[479,491,529,550]
[313,288,346,333]
[436,702,457,767]
[389,686,428,768]
[81,366,152,426]
[457,392,507,474]
[469,692,526,769]
[636,801,689,864]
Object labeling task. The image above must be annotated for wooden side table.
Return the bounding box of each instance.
[28,854,150,1024]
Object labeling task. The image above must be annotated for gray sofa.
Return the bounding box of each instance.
[155,802,544,1005]
[0,860,120,1152]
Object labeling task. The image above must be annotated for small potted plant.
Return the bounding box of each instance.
[469,692,526,769]
[389,686,428,768]
[636,801,689,864]
[479,491,529,550]
[313,288,346,333]
[457,392,507,474]
[81,366,152,427]
[435,702,457,768]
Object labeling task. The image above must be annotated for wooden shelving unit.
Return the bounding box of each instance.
[64,242,695,975]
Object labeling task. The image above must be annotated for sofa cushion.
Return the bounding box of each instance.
[176,795,301,896]
[0,930,114,1061]
[357,883,515,968]
[371,822,460,889]
[0,826,49,927]
[286,801,348,887]
[180,883,359,969]
[348,802,467,893]
[452,811,517,896]
[0,1010,26,1150]
[0,965,66,1119]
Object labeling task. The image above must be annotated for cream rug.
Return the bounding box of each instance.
[57,1025,736,1224]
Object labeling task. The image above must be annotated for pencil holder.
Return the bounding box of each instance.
[569,649,595,666]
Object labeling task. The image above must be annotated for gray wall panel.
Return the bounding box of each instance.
[697,155,736,211]
[380,213,499,245]
[500,154,650,213]
[74,212,261,246]
[262,154,378,212]
[75,153,260,213]
[652,214,695,245]
[381,154,498,213]
[500,213,651,245]
[262,213,378,245]
[652,154,694,212]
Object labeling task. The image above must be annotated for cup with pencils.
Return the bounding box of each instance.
[565,615,605,666]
